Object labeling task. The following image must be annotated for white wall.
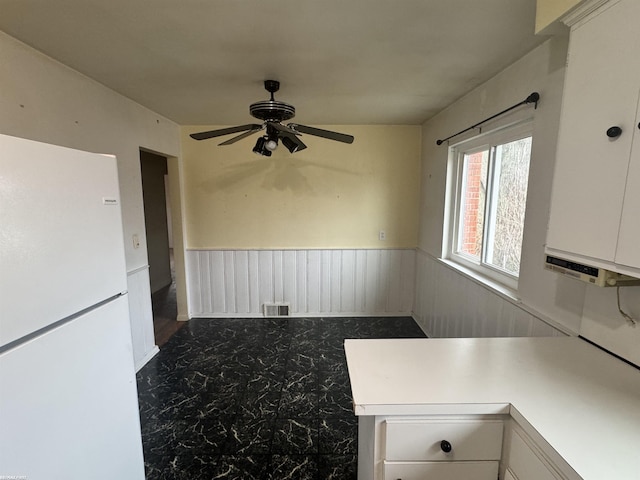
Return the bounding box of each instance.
[416,36,588,338]
[0,31,181,369]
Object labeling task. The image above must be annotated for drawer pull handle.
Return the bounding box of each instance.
[606,126,623,138]
[440,439,452,453]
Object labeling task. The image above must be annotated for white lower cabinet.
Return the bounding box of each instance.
[507,429,560,480]
[502,422,579,480]
[384,461,498,480]
[362,417,504,480]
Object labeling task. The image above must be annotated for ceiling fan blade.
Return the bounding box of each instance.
[288,123,354,144]
[190,124,262,141]
[218,126,263,145]
[267,121,300,136]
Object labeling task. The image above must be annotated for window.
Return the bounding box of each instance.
[446,122,532,288]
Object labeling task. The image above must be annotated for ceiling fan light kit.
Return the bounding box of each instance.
[281,135,305,153]
[190,80,354,155]
[264,139,278,151]
[252,136,271,157]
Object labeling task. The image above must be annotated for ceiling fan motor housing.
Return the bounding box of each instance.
[250,79,296,123]
[249,100,296,122]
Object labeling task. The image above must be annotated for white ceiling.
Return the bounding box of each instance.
[0,0,546,126]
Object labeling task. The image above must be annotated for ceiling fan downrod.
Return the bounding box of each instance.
[264,79,280,101]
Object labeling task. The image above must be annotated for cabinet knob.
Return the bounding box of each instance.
[606,126,623,138]
[440,439,453,453]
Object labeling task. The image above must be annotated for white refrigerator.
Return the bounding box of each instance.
[0,134,145,479]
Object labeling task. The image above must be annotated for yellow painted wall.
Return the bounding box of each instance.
[536,0,581,32]
[181,125,421,249]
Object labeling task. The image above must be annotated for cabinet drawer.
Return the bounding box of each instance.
[384,460,498,480]
[508,430,561,480]
[384,419,503,461]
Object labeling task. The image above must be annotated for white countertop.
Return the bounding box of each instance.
[344,337,640,480]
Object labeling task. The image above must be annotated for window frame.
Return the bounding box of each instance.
[445,121,533,290]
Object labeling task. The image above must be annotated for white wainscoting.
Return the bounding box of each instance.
[414,249,566,338]
[126,266,159,371]
[186,249,415,318]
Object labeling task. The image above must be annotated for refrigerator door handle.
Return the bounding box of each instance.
[0,292,128,355]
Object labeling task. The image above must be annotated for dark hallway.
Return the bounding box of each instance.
[151,278,185,347]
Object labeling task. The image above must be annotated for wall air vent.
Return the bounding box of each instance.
[544,255,640,287]
[263,303,290,317]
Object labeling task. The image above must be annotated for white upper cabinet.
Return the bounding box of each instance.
[547,0,640,275]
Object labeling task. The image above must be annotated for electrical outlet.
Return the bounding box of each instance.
[379,230,386,241]
[133,234,140,249]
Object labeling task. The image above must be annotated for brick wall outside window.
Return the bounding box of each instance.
[461,151,485,257]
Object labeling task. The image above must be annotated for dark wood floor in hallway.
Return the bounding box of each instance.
[151,282,185,347]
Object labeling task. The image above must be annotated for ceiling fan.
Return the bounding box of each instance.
[189,80,354,156]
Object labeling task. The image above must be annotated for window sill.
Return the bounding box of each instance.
[436,257,521,304]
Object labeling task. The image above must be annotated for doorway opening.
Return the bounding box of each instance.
[140,150,185,346]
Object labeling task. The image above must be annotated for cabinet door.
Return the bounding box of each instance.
[508,430,561,480]
[383,461,498,480]
[615,92,640,268]
[504,469,517,480]
[547,0,640,262]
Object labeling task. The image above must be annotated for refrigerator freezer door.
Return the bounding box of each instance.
[0,134,128,348]
[0,296,145,479]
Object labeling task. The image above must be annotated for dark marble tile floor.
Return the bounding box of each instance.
[136,316,426,479]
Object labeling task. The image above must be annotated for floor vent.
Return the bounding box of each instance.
[263,303,290,317]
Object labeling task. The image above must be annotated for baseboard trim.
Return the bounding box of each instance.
[189,312,414,319]
[135,345,159,372]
